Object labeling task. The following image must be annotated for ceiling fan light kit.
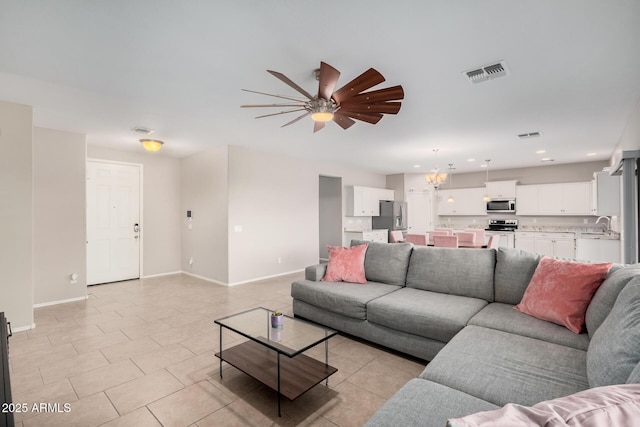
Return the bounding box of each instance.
[241,61,404,132]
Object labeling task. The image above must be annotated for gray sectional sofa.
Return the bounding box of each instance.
[290,240,640,426]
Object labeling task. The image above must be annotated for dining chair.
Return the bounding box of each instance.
[428,230,451,241]
[434,228,453,235]
[389,230,405,243]
[456,231,477,246]
[405,233,428,246]
[465,229,486,246]
[433,235,459,248]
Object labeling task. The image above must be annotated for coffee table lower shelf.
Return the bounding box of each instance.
[215,340,337,400]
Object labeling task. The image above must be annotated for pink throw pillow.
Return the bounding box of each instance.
[322,244,368,284]
[514,256,612,333]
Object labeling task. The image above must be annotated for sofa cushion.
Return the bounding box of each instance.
[447,384,640,427]
[585,265,640,337]
[405,247,495,301]
[627,363,640,384]
[367,287,488,343]
[350,240,413,287]
[494,247,541,305]
[322,244,368,283]
[421,325,589,407]
[469,303,590,350]
[364,378,499,427]
[290,279,400,320]
[587,277,640,387]
[514,257,612,333]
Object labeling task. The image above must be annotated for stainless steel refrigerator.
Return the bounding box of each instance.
[372,201,407,230]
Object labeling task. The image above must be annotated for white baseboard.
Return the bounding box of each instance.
[181,271,228,286]
[142,271,182,279]
[11,323,36,333]
[33,295,88,308]
[181,269,304,287]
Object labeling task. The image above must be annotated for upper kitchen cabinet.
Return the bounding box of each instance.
[516,185,541,215]
[591,171,620,216]
[517,182,591,215]
[485,181,517,199]
[346,186,394,216]
[437,187,486,216]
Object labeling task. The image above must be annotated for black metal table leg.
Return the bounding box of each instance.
[219,325,223,379]
[277,353,281,417]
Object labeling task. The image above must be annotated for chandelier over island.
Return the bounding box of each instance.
[425,149,447,190]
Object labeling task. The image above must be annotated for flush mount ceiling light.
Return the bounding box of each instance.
[425,149,447,190]
[140,139,164,152]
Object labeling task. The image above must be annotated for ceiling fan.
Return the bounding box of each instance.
[241,61,404,133]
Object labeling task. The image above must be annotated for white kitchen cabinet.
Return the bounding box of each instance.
[515,232,575,258]
[536,232,575,258]
[515,232,536,253]
[591,172,621,216]
[486,181,517,199]
[576,238,621,263]
[515,185,540,215]
[437,187,486,216]
[344,229,388,244]
[346,186,394,216]
[517,182,591,216]
[486,231,515,248]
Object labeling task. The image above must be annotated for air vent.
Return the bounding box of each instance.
[463,61,509,84]
[518,131,542,139]
[131,127,155,135]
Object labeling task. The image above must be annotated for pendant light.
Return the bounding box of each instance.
[447,163,455,203]
[482,159,491,202]
[425,149,447,189]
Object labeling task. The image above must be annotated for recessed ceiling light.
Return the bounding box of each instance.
[413,164,421,168]
[540,158,555,162]
[467,158,476,162]
[480,164,488,168]
[587,152,597,156]
[536,150,546,154]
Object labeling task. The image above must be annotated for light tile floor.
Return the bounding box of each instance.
[9,272,426,426]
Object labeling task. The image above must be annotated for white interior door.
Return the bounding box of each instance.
[406,191,432,233]
[87,160,141,285]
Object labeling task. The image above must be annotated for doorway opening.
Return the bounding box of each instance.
[319,176,342,262]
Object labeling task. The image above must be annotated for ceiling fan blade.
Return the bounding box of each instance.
[313,121,326,133]
[338,111,383,125]
[331,68,386,103]
[318,62,340,100]
[267,70,314,99]
[241,103,306,108]
[341,85,405,104]
[242,88,307,103]
[338,101,402,115]
[255,108,307,119]
[281,111,311,127]
[332,112,356,129]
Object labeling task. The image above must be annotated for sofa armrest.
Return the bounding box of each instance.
[305,264,327,281]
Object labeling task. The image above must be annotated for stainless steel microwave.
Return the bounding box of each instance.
[486,199,516,213]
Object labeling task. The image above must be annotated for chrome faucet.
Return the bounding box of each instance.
[595,216,611,232]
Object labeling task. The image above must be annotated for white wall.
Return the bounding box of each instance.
[87,146,182,277]
[181,146,229,283]
[319,176,342,260]
[0,100,34,329]
[33,127,87,305]
[611,98,640,166]
[227,145,318,284]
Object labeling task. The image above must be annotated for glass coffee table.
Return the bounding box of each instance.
[214,307,338,416]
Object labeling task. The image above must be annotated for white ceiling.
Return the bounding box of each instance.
[1,1,639,174]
